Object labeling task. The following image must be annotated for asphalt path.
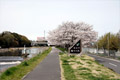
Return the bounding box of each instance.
[23,47,61,80]
[87,54,120,74]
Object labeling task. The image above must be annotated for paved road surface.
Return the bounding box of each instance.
[23,47,61,80]
[87,54,120,74]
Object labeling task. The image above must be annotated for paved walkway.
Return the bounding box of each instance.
[23,47,61,80]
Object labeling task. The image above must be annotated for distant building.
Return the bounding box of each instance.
[37,37,45,41]
[31,40,48,46]
[31,37,48,46]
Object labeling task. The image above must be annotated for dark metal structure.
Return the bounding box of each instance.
[69,40,82,54]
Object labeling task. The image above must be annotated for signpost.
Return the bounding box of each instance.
[69,40,82,55]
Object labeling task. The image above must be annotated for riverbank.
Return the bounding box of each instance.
[0,47,52,80]
[0,47,48,73]
[0,47,48,56]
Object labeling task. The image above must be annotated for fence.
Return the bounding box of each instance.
[82,47,120,59]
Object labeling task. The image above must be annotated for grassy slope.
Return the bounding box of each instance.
[60,53,120,80]
[60,52,77,80]
[0,47,52,80]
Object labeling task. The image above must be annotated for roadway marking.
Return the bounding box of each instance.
[109,63,117,67]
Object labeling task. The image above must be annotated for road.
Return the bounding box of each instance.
[23,47,61,80]
[87,54,120,74]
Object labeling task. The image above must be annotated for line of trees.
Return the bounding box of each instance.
[0,31,31,48]
[97,31,120,52]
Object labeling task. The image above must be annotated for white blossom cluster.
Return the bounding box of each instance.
[47,21,97,47]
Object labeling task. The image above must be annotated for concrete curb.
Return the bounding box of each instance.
[22,72,30,80]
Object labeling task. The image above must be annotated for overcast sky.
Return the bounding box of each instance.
[0,0,120,40]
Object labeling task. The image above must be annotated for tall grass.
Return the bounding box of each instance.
[0,47,52,80]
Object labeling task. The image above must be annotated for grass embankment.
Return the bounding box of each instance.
[0,47,52,80]
[60,52,120,80]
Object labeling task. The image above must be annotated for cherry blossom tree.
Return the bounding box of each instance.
[47,21,97,49]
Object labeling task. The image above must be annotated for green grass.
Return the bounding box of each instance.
[77,67,91,71]
[60,53,120,80]
[60,54,77,80]
[56,47,67,52]
[0,47,52,80]
[76,61,83,65]
[86,61,92,64]
[118,56,120,60]
[76,67,110,80]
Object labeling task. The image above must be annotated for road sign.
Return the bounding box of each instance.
[69,40,82,54]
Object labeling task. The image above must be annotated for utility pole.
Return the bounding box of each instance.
[44,30,45,40]
[96,35,98,54]
[108,33,110,56]
[97,40,98,54]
